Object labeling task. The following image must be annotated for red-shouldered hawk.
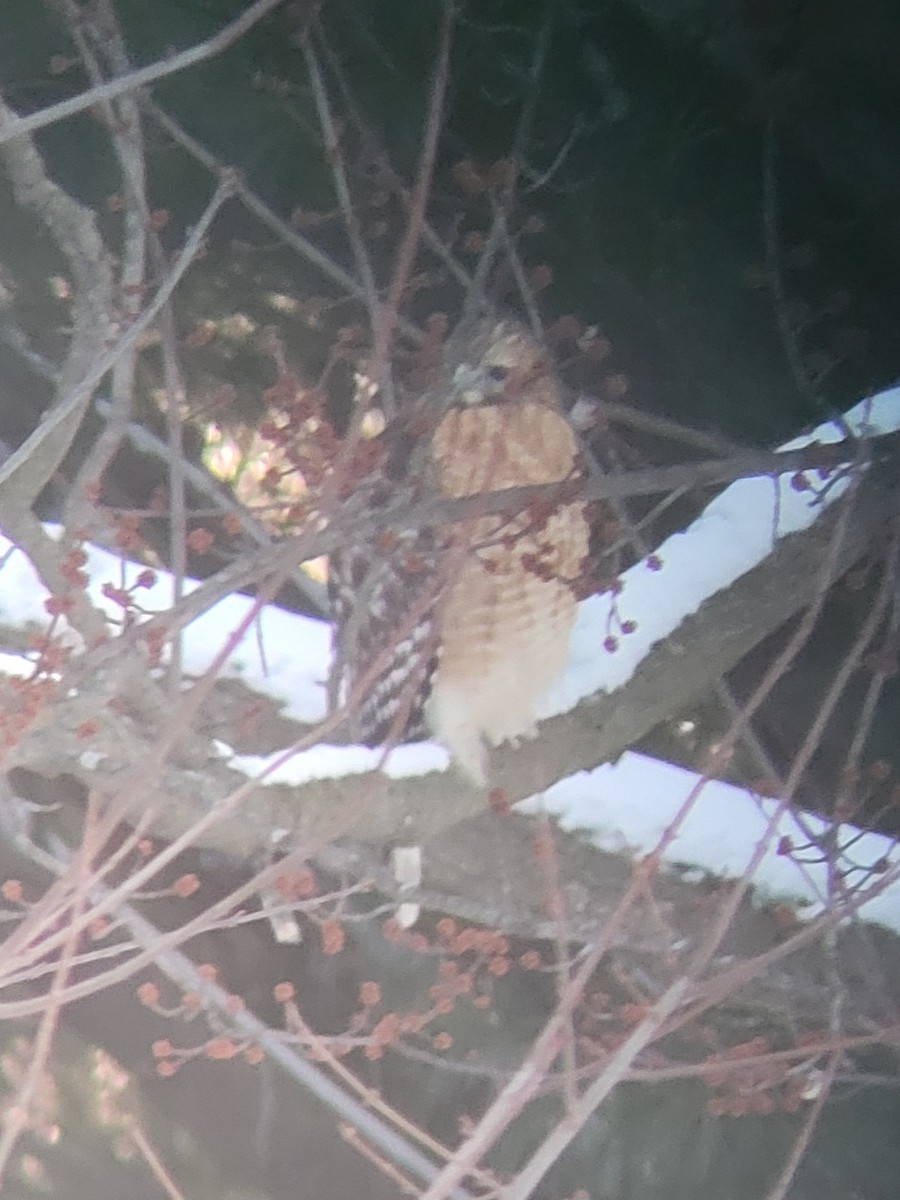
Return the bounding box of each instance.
[328,320,589,784]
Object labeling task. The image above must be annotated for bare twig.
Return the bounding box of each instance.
[0,799,100,1186]
[300,28,382,336]
[0,92,115,505]
[0,0,288,147]
[145,100,423,341]
[55,0,151,539]
[368,0,456,405]
[503,980,690,1200]
[0,172,235,504]
[762,1054,839,1200]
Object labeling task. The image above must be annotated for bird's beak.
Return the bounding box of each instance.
[451,364,488,406]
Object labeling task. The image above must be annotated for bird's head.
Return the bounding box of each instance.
[449,320,557,409]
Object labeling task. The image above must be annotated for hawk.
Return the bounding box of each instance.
[328,320,589,784]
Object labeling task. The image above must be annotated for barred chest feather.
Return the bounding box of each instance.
[328,337,589,784]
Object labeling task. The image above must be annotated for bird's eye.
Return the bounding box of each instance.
[487,364,508,383]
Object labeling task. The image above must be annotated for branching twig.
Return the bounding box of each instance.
[0,171,235,505]
[367,0,456,407]
[0,0,288,147]
[145,99,423,341]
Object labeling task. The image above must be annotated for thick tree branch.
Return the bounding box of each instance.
[4,448,897,866]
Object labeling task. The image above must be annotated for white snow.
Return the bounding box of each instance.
[519,751,900,931]
[0,535,329,723]
[1,385,898,930]
[540,385,900,716]
[229,738,448,784]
